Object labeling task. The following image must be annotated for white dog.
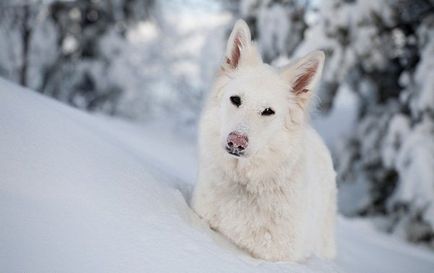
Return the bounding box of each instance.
[192,20,336,262]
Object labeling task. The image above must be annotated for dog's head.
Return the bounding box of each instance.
[216,20,325,158]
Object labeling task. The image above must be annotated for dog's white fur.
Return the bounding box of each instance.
[192,20,336,262]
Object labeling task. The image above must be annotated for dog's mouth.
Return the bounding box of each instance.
[225,146,244,157]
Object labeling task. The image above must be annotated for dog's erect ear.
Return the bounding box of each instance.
[281,51,325,106]
[223,20,258,70]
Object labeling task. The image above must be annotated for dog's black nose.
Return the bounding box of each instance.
[226,131,248,155]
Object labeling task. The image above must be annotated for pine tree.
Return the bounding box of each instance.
[239,0,308,62]
[297,0,434,247]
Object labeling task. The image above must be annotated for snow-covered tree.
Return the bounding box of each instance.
[295,0,434,247]
[238,0,308,62]
[0,0,155,113]
[0,0,228,125]
[233,0,434,248]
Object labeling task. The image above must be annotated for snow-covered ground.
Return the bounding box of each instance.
[1,78,434,273]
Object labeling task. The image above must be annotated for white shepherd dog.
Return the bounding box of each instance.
[192,20,336,262]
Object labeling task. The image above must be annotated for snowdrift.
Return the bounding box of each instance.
[1,79,433,273]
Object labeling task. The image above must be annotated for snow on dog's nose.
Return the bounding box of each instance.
[226,131,248,156]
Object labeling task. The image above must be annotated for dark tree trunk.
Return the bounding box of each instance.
[19,4,32,87]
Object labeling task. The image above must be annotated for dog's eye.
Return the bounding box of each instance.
[230,96,241,107]
[261,108,275,116]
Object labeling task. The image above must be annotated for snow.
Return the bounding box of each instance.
[1,78,434,273]
[312,85,358,150]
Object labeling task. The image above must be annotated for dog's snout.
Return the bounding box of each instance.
[227,132,248,149]
[226,132,248,156]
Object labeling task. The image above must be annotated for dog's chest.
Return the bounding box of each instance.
[210,173,302,236]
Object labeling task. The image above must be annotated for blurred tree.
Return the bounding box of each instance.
[296,0,434,247]
[0,0,155,113]
[238,0,308,62]
[233,0,434,248]
[20,4,32,86]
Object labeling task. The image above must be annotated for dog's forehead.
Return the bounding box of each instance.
[228,66,289,104]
